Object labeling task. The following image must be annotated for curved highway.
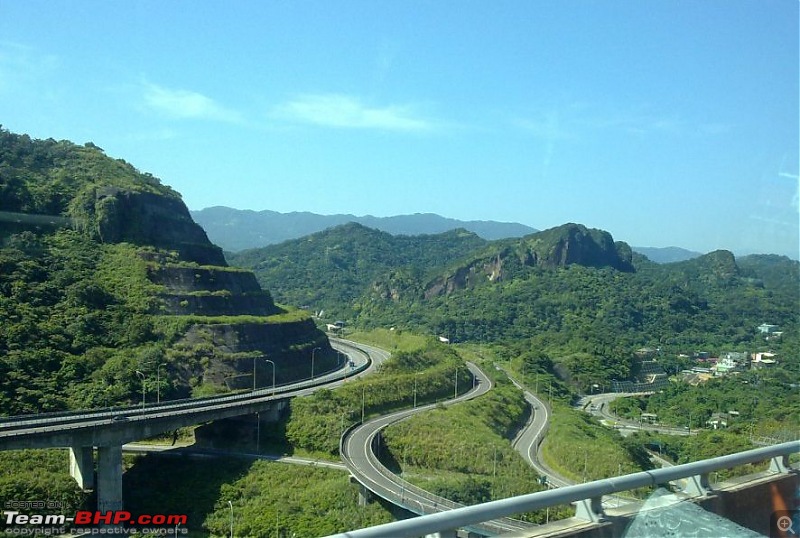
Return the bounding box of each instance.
[0,338,374,450]
[340,361,534,536]
[503,369,636,509]
[579,392,694,436]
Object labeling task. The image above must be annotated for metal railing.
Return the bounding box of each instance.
[328,440,799,538]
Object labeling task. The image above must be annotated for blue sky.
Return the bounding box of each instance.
[0,1,797,258]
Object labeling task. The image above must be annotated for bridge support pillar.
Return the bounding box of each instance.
[69,446,94,491]
[357,484,372,507]
[97,445,123,512]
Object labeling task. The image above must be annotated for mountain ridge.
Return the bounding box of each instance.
[191,206,712,264]
[191,205,538,250]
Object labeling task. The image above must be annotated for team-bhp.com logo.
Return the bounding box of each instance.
[4,509,188,535]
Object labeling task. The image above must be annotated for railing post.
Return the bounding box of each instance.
[683,473,712,497]
[769,454,790,474]
[574,496,606,522]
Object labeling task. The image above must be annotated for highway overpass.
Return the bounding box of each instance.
[0,339,380,513]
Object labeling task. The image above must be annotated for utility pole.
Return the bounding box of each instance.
[361,385,366,424]
[311,347,321,380]
[454,368,458,399]
[264,359,276,395]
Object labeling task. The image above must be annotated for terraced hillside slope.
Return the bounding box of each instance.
[0,128,334,414]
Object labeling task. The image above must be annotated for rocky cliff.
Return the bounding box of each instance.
[425,223,634,297]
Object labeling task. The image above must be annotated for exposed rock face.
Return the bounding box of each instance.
[425,223,634,297]
[87,190,334,391]
[179,319,333,390]
[92,187,225,266]
[525,223,634,271]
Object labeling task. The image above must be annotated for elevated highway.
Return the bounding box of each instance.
[0,338,378,512]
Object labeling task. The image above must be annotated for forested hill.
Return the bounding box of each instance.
[0,128,329,415]
[229,222,489,314]
[227,221,635,318]
[231,222,798,391]
[0,128,223,265]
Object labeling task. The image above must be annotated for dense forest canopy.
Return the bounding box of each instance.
[0,127,178,216]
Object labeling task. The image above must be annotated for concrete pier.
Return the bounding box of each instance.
[69,446,94,491]
[97,445,123,513]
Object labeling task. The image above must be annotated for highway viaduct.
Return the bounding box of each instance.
[0,339,374,513]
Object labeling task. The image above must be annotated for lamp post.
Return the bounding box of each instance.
[413,373,419,409]
[135,370,145,410]
[157,363,166,404]
[454,368,458,399]
[361,385,366,424]
[311,347,321,380]
[227,500,233,538]
[264,359,276,395]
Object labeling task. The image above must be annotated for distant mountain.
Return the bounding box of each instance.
[229,222,635,319]
[632,246,703,264]
[191,206,537,251]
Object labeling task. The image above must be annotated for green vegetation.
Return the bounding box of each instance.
[124,455,392,536]
[0,450,89,515]
[380,370,571,522]
[346,327,431,353]
[628,430,765,482]
[0,231,179,413]
[229,222,487,319]
[0,128,178,220]
[235,222,799,397]
[276,338,471,456]
[541,405,653,486]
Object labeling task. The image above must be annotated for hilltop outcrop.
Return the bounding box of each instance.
[424,223,634,297]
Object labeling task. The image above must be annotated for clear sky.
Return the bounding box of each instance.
[1,1,797,258]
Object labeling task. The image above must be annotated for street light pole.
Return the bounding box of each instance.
[311,347,321,380]
[454,368,458,399]
[361,385,366,424]
[264,359,276,395]
[227,500,233,538]
[135,370,145,410]
[157,363,166,404]
[413,373,419,409]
